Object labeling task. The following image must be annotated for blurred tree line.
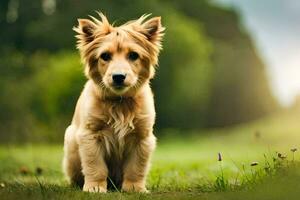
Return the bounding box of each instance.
[0,0,278,143]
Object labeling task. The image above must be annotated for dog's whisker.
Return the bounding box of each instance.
[100,82,108,98]
[133,79,142,92]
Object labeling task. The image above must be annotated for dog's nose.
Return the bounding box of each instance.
[112,73,126,85]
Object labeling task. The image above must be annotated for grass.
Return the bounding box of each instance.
[1,110,300,199]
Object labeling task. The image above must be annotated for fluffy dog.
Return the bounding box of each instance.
[63,13,164,193]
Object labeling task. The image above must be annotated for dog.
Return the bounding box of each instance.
[62,12,165,193]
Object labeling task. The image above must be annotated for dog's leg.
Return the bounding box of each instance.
[122,135,156,192]
[63,125,84,188]
[77,130,108,193]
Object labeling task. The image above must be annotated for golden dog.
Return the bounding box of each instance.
[63,13,164,193]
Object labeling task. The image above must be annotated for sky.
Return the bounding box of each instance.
[213,0,300,106]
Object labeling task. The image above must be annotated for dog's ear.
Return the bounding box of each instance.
[74,13,111,48]
[141,16,165,44]
[74,19,97,45]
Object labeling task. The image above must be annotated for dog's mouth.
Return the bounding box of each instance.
[110,84,130,94]
[113,85,126,91]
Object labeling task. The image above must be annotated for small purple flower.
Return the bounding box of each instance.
[218,152,222,161]
[291,148,297,153]
[250,162,258,166]
[278,153,287,160]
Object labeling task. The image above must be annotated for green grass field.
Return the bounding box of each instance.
[1,111,300,199]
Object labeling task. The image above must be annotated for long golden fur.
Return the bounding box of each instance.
[63,12,164,193]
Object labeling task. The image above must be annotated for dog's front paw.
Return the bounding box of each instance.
[83,181,107,193]
[122,180,148,193]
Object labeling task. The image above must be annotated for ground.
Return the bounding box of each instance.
[1,110,300,199]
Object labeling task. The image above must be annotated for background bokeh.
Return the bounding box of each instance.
[0,0,281,143]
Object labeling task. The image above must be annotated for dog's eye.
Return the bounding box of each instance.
[100,52,112,61]
[128,51,139,61]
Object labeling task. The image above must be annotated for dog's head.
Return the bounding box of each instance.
[74,13,165,97]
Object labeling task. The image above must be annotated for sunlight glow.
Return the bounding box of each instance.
[214,0,300,106]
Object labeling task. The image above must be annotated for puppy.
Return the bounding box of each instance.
[63,13,164,193]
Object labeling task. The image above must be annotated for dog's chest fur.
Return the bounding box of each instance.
[83,96,149,189]
[87,97,142,160]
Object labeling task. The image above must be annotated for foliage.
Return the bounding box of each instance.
[0,0,278,142]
